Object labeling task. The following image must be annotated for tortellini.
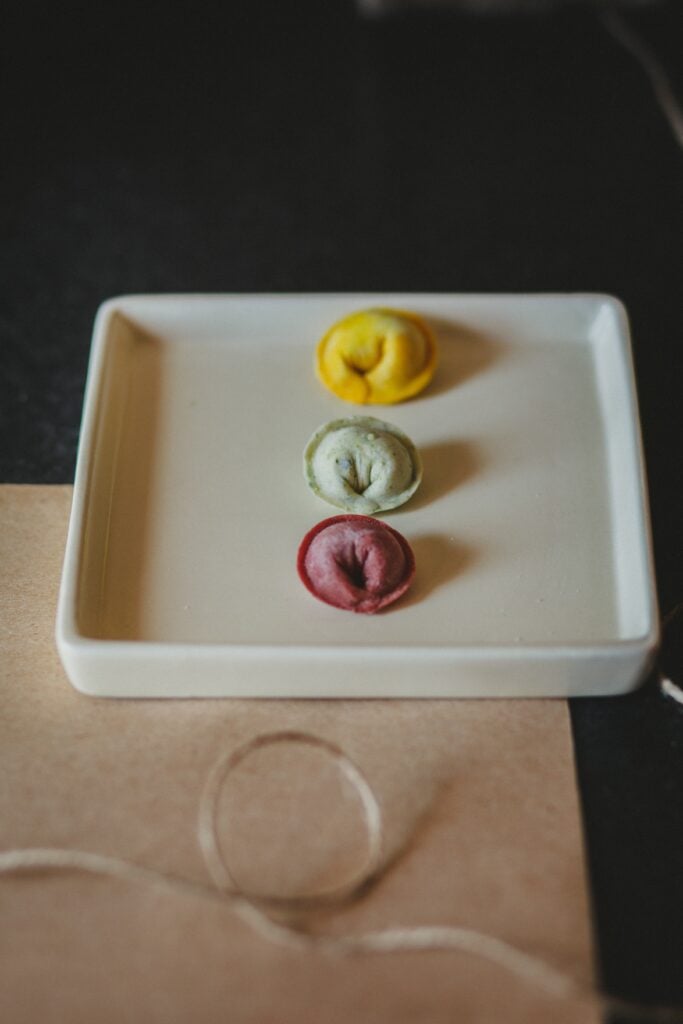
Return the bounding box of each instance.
[297,514,416,613]
[316,308,437,405]
[304,416,422,514]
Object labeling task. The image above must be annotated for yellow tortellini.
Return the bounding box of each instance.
[316,308,437,405]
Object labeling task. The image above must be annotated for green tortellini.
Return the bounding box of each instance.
[304,416,422,515]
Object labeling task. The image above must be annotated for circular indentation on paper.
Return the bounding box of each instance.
[199,732,382,904]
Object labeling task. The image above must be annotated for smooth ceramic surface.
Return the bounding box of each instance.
[56,294,658,697]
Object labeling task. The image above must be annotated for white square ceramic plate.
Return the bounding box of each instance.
[56,294,658,697]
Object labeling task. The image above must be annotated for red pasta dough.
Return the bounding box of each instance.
[297,515,415,614]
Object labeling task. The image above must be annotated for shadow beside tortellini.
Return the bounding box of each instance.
[402,533,478,606]
[406,439,484,511]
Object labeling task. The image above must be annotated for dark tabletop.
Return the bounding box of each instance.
[2,0,682,1017]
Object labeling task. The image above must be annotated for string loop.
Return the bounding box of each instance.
[198,730,383,906]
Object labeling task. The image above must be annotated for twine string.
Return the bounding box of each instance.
[197,730,383,906]
[660,601,683,703]
[601,9,683,151]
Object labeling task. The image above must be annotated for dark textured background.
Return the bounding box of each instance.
[2,0,682,1016]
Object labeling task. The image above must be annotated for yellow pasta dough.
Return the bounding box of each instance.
[316,308,437,405]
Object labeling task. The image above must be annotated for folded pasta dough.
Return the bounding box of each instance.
[316,308,437,405]
[297,515,416,613]
[304,416,422,514]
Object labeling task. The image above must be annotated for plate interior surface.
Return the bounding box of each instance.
[74,294,649,651]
